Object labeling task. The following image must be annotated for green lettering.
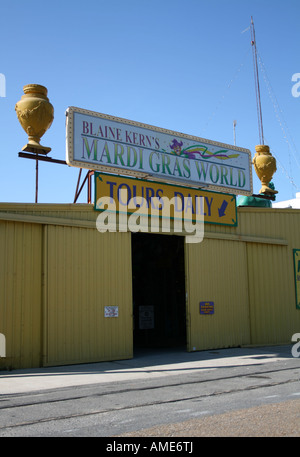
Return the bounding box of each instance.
[114,143,125,166]
[162,154,172,175]
[126,146,138,167]
[230,168,237,186]
[139,148,144,169]
[173,158,182,177]
[82,138,98,160]
[100,142,111,164]
[220,166,229,185]
[238,170,246,188]
[183,159,191,178]
[195,161,208,180]
[149,151,160,172]
[209,164,219,183]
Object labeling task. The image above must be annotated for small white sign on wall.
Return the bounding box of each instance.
[0,333,6,357]
[104,306,119,317]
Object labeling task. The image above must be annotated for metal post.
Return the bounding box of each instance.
[251,16,264,145]
[74,169,82,203]
[87,170,94,204]
[35,153,38,203]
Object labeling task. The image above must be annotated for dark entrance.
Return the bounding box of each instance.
[131,233,186,350]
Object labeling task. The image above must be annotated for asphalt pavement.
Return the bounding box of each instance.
[0,344,297,395]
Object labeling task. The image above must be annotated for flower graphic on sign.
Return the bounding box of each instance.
[169,139,240,160]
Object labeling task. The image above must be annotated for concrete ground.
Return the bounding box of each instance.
[0,344,296,395]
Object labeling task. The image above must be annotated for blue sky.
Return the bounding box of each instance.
[0,0,299,204]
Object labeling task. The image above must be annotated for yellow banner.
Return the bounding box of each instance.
[94,172,237,227]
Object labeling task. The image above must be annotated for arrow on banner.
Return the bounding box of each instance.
[218,200,228,217]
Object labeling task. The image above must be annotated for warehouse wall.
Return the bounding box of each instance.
[0,203,300,369]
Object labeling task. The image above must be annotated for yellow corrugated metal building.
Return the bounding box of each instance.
[0,202,300,369]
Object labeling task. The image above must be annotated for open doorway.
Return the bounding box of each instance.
[131,233,186,350]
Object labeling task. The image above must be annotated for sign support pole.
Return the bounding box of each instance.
[35,152,39,203]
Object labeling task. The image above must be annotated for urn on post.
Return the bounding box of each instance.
[15,84,54,154]
[252,145,278,195]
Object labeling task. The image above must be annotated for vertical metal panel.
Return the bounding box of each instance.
[186,237,250,351]
[45,225,133,366]
[246,242,294,344]
[235,208,300,345]
[245,241,298,344]
[0,221,42,369]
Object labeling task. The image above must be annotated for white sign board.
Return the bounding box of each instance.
[0,333,6,357]
[66,106,252,195]
[104,306,119,318]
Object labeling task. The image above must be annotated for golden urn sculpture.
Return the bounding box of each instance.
[252,144,278,195]
[15,84,54,153]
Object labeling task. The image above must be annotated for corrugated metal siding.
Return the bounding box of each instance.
[0,203,99,226]
[198,208,300,348]
[0,221,42,369]
[241,208,300,345]
[246,242,295,344]
[186,237,250,351]
[1,203,300,368]
[45,225,133,366]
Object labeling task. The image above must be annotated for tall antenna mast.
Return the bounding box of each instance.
[233,120,237,145]
[250,16,264,145]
